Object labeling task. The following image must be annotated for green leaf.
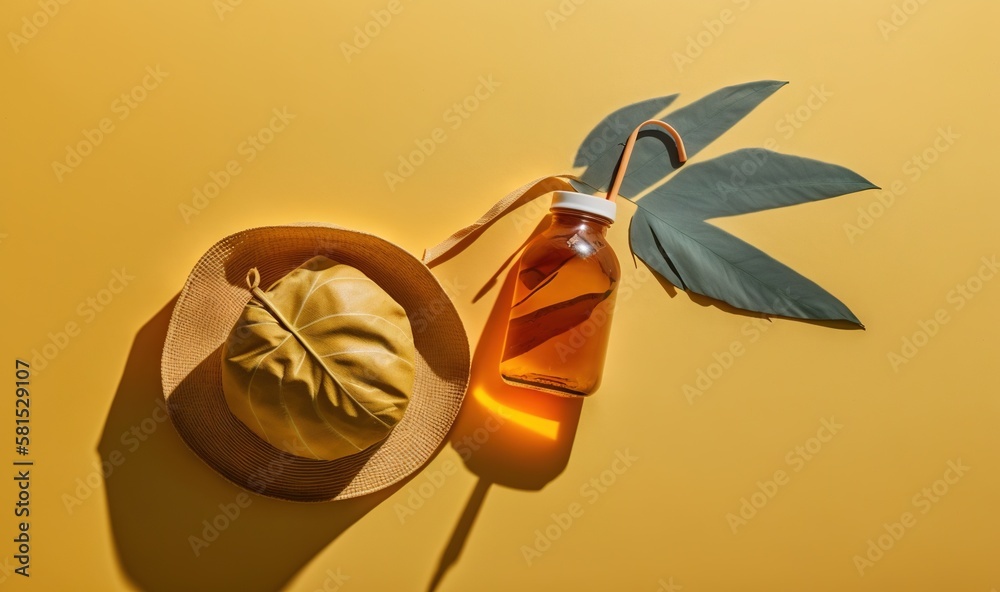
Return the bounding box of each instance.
[641,149,879,219]
[629,210,863,325]
[577,80,787,196]
[573,94,679,168]
[626,148,875,325]
[566,84,874,326]
[628,211,685,289]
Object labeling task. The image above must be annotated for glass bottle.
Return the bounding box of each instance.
[499,191,619,396]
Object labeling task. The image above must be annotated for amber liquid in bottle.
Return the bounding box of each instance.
[499,208,619,396]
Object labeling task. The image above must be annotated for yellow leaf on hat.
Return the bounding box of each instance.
[221,256,415,460]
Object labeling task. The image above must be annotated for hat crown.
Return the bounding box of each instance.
[221,256,415,460]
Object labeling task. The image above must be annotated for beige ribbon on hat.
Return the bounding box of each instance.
[421,119,686,268]
[422,175,576,267]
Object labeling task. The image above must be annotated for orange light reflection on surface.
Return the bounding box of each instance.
[471,387,560,441]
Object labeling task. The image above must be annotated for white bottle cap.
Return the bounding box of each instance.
[550,191,617,223]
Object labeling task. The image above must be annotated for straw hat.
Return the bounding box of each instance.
[161,223,470,501]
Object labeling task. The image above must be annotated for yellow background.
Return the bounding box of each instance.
[1,0,997,590]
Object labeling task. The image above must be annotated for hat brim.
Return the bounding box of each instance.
[161,224,470,501]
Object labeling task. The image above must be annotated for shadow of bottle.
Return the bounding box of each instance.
[427,264,584,591]
[97,298,401,592]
